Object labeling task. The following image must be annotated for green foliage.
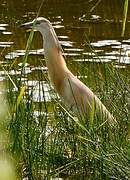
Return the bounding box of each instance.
[6,51,130,180]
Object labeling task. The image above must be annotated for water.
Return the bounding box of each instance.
[0,0,130,103]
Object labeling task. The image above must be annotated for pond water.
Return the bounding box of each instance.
[0,0,130,104]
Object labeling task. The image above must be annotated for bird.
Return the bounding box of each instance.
[20,17,116,125]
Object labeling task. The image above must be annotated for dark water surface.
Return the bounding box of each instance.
[0,0,130,103]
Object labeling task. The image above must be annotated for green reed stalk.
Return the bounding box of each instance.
[121,0,129,37]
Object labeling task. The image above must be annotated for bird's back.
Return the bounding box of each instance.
[60,72,115,123]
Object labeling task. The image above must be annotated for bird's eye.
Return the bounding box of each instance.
[36,21,41,25]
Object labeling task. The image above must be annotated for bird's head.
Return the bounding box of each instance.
[20,17,51,33]
[20,17,61,51]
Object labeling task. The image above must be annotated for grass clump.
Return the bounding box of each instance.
[5,47,130,180]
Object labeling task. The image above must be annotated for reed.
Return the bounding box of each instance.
[121,0,129,37]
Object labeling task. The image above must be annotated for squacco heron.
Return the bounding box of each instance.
[21,17,116,124]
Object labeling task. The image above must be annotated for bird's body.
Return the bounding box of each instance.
[21,17,116,123]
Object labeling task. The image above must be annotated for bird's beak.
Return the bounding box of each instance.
[20,21,34,29]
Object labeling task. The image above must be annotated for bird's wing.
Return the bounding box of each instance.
[61,73,94,117]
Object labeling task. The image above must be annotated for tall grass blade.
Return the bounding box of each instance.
[16,86,26,108]
[121,0,128,37]
[89,96,95,129]
[22,30,34,69]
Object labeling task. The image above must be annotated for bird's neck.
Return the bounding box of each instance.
[41,28,69,94]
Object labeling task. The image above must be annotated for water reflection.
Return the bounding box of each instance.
[90,40,121,47]
[25,81,55,102]
[5,49,44,59]
[0,42,13,48]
